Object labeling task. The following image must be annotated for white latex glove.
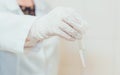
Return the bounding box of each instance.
[25,7,86,47]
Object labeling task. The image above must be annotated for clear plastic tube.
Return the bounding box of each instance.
[76,39,87,75]
[77,40,86,68]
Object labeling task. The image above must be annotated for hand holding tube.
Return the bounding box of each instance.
[25,7,86,47]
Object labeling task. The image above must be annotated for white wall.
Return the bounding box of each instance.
[46,0,119,75]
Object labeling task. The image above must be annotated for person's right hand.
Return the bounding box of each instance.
[25,7,86,47]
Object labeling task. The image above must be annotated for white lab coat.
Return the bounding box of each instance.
[0,0,60,75]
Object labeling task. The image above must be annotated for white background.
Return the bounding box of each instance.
[46,0,120,75]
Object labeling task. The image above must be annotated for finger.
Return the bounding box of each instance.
[63,15,87,35]
[74,17,87,34]
[63,11,88,31]
[59,23,81,39]
[62,17,82,33]
[55,29,76,41]
[72,12,88,33]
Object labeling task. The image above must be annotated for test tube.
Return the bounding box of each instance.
[77,40,86,68]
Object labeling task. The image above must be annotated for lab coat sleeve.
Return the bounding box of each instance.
[0,12,38,54]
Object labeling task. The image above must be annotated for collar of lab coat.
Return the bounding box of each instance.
[5,0,51,14]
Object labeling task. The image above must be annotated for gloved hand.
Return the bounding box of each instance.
[25,7,86,47]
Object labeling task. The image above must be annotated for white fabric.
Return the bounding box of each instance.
[0,0,86,75]
[0,0,59,75]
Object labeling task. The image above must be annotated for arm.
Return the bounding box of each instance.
[0,12,37,54]
[0,7,85,54]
